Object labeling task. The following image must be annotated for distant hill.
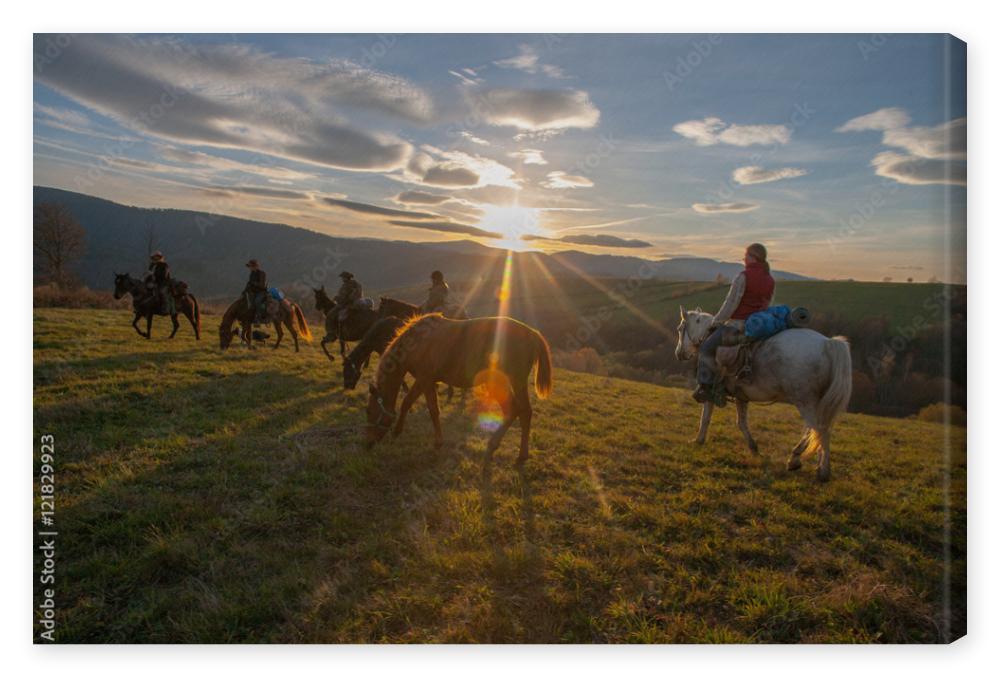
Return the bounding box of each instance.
[33,186,811,298]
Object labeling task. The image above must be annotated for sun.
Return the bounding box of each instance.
[478,204,540,249]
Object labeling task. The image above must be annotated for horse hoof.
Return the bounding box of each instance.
[690,437,705,445]
[786,459,802,471]
[816,468,831,483]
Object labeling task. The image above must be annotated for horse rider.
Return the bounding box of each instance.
[145,251,174,315]
[332,271,364,324]
[692,242,775,403]
[420,270,450,314]
[243,259,269,322]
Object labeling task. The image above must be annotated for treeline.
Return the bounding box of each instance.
[549,286,967,419]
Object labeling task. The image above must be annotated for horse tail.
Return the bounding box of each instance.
[189,294,201,336]
[803,336,852,458]
[292,303,313,342]
[532,329,553,399]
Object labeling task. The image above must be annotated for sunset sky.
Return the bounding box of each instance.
[33,34,966,282]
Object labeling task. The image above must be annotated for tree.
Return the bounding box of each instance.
[34,203,86,288]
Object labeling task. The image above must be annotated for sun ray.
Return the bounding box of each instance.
[548,252,673,337]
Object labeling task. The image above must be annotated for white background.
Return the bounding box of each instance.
[3,1,991,682]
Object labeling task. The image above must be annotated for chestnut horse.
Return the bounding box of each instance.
[219,296,312,351]
[365,314,552,469]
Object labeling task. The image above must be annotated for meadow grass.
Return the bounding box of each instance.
[33,307,965,643]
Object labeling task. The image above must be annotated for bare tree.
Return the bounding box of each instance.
[34,203,86,288]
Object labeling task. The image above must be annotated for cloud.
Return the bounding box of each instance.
[523,233,652,248]
[542,171,594,189]
[401,147,519,189]
[732,165,808,185]
[870,151,967,186]
[835,107,911,133]
[388,220,503,240]
[32,34,427,173]
[837,108,966,185]
[673,117,791,146]
[692,202,759,214]
[477,89,600,131]
[393,190,453,205]
[493,44,568,79]
[323,198,440,219]
[208,185,311,200]
[155,145,312,181]
[510,148,547,165]
[458,131,490,146]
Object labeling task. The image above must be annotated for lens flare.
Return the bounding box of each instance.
[473,354,511,433]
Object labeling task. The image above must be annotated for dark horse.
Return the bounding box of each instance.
[219,295,312,352]
[366,314,552,469]
[312,285,381,360]
[379,295,468,320]
[342,316,458,401]
[113,273,201,340]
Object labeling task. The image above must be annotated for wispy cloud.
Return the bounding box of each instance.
[674,117,791,146]
[494,44,568,79]
[388,219,502,240]
[732,165,808,185]
[542,171,594,189]
[510,148,548,165]
[692,202,759,214]
[476,89,600,131]
[323,198,440,219]
[523,233,652,248]
[837,107,966,185]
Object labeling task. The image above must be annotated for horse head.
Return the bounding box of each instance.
[219,320,236,350]
[675,306,712,361]
[112,272,131,300]
[365,383,394,448]
[312,285,329,312]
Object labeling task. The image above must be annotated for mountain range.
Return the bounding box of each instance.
[33,186,810,300]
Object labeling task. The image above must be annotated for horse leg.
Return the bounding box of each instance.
[485,385,519,458]
[289,314,299,352]
[787,430,809,471]
[445,384,455,403]
[694,401,714,444]
[392,382,424,438]
[816,430,832,483]
[423,383,444,450]
[145,314,153,339]
[131,312,144,337]
[169,314,179,339]
[513,385,533,468]
[735,400,758,454]
[182,305,197,339]
[273,321,283,349]
[321,338,335,361]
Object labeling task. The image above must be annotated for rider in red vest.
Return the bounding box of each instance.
[693,243,775,403]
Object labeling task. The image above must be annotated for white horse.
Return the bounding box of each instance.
[675,307,853,482]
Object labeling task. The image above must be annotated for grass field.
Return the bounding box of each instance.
[33,307,966,643]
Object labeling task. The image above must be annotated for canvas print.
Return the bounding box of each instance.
[33,34,966,643]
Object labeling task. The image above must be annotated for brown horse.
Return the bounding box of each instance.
[365,314,552,469]
[219,295,312,351]
[113,273,201,340]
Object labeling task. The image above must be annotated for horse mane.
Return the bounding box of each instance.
[387,312,443,347]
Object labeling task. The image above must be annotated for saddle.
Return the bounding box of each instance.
[713,338,761,403]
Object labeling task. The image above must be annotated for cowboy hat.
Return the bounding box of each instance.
[246,259,260,268]
[150,251,164,261]
[339,271,354,279]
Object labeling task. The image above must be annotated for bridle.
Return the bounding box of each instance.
[368,388,396,430]
[679,317,710,349]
